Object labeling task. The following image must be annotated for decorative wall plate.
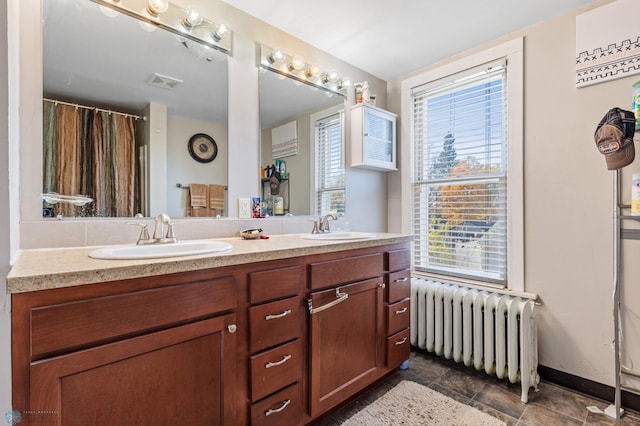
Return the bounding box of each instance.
[188,133,218,163]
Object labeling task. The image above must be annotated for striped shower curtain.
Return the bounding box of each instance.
[43,100,139,217]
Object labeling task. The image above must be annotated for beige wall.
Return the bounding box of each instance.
[166,116,229,218]
[388,0,640,388]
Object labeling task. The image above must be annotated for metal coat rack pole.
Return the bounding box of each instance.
[613,169,622,426]
[613,133,640,425]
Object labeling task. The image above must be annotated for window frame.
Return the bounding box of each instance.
[309,104,346,216]
[400,38,524,291]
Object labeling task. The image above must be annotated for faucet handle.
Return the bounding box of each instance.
[126,222,150,245]
[165,221,182,241]
[307,219,320,234]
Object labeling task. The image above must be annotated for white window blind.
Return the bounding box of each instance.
[315,112,345,215]
[412,61,507,285]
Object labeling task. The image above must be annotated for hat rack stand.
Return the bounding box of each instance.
[612,129,640,426]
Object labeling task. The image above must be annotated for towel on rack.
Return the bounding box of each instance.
[188,183,208,217]
[208,184,225,216]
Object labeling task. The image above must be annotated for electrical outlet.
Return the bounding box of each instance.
[238,198,251,219]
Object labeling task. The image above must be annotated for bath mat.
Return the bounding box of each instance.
[342,380,506,426]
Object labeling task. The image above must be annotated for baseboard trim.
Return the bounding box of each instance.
[539,365,640,412]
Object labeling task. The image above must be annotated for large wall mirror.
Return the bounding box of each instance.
[259,68,345,216]
[42,0,228,219]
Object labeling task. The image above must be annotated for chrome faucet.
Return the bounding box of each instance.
[319,213,338,233]
[127,213,178,245]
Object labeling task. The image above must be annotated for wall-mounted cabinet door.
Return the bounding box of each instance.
[29,315,236,426]
[350,104,397,171]
[308,277,384,417]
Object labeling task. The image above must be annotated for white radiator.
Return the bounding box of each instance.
[410,278,539,403]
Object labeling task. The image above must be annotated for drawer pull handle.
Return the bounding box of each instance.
[308,288,348,314]
[394,277,409,283]
[395,307,408,315]
[265,354,292,369]
[265,399,291,416]
[227,324,237,334]
[395,337,408,346]
[265,310,292,320]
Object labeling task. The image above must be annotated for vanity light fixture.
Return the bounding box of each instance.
[259,44,348,97]
[90,0,232,54]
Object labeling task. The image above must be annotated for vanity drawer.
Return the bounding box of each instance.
[386,269,411,303]
[309,253,383,289]
[249,296,302,353]
[250,339,302,402]
[386,328,411,368]
[250,382,302,426]
[30,276,236,359]
[386,298,410,335]
[249,266,302,304]
[385,248,410,272]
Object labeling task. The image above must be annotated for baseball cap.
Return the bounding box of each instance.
[594,107,636,170]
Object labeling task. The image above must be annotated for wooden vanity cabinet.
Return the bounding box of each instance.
[12,271,239,426]
[247,264,304,425]
[307,253,386,418]
[384,248,412,367]
[12,240,411,426]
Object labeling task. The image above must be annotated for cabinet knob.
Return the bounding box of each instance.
[227,324,237,334]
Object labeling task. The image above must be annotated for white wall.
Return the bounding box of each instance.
[1,0,20,414]
[388,0,639,389]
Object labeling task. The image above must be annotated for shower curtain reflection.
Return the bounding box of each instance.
[43,100,140,217]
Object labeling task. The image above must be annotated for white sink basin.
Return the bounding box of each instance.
[300,231,376,241]
[89,240,232,260]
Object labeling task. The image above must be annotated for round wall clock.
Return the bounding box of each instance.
[188,133,218,163]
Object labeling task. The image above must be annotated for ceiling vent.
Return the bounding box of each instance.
[147,73,183,90]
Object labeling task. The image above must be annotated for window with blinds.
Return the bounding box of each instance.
[315,112,345,215]
[412,61,507,285]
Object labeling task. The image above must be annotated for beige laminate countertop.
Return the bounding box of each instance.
[7,233,412,294]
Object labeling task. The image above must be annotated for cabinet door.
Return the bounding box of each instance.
[308,277,384,417]
[29,315,236,426]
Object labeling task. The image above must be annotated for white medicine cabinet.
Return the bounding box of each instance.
[350,104,397,171]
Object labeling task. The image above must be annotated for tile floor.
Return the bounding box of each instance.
[316,349,640,425]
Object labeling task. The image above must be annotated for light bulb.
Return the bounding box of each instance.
[288,56,305,71]
[305,64,321,78]
[210,23,228,42]
[146,0,169,16]
[268,49,285,64]
[180,8,203,31]
[322,71,338,84]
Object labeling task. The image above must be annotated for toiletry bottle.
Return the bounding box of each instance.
[280,160,286,179]
[633,80,640,130]
[355,83,363,103]
[632,173,640,216]
[361,81,370,104]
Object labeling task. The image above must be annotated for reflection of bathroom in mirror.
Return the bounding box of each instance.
[42,0,228,218]
[259,68,345,216]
